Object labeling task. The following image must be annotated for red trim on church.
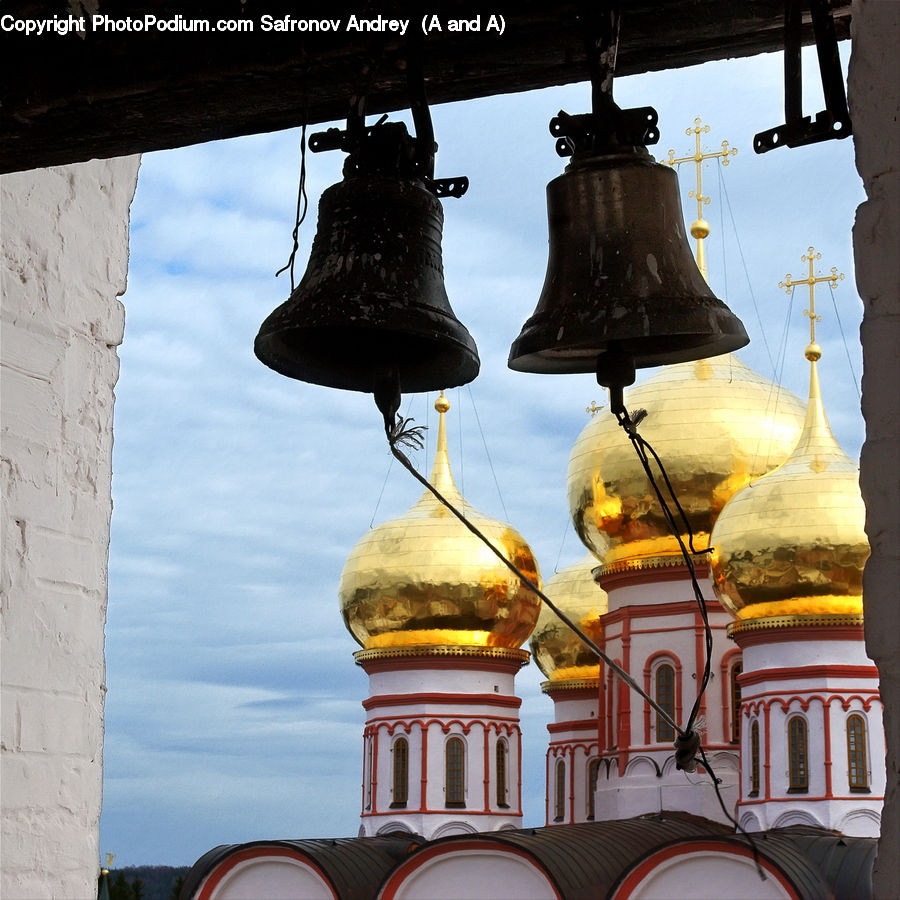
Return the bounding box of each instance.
[547,719,599,735]
[737,665,879,687]
[721,648,741,742]
[597,561,710,592]
[732,624,865,648]
[363,692,522,711]
[357,656,525,676]
[601,598,712,625]
[739,793,885,805]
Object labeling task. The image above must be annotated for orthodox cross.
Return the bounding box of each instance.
[586,401,604,417]
[664,117,737,282]
[779,246,845,344]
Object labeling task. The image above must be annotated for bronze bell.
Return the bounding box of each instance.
[508,146,749,375]
[255,174,479,394]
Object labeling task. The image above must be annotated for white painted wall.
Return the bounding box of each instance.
[615,849,794,900]
[205,858,334,900]
[850,1,900,893]
[360,660,524,838]
[591,576,739,825]
[381,849,557,900]
[737,634,884,837]
[1,158,140,899]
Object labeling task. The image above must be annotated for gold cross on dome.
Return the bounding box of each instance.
[664,117,737,282]
[586,401,604,417]
[779,246,845,344]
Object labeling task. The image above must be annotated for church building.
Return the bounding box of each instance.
[181,335,883,899]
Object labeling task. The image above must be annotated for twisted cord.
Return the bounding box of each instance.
[385,418,683,738]
[384,406,765,873]
[275,123,310,291]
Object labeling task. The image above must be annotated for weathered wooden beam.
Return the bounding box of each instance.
[0,1,850,174]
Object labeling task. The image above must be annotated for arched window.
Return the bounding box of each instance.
[655,663,675,743]
[587,758,600,820]
[730,661,743,743]
[749,720,760,797]
[392,737,408,807]
[445,737,465,807]
[365,737,374,810]
[554,758,566,822]
[847,714,869,792]
[496,739,509,808]
[788,716,809,793]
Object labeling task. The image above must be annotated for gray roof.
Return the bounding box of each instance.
[181,815,876,900]
[180,832,423,900]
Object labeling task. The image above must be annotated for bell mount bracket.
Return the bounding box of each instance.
[753,0,852,153]
[552,2,660,158]
[307,51,468,199]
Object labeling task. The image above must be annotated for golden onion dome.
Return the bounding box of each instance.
[710,349,869,623]
[340,394,542,651]
[530,554,607,684]
[568,355,806,568]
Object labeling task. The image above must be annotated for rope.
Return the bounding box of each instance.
[828,282,862,402]
[275,123,310,291]
[382,401,765,870]
[719,169,776,376]
[553,517,570,575]
[466,385,509,520]
[384,418,683,738]
[611,403,712,745]
[369,393,415,528]
[717,160,728,298]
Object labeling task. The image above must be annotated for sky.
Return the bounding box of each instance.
[98,42,865,866]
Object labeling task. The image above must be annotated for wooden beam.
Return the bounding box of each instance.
[0,1,850,174]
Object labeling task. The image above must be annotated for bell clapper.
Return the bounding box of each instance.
[372,362,402,438]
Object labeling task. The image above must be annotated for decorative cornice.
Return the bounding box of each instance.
[362,692,522,711]
[596,554,710,590]
[737,664,879,688]
[547,719,600,734]
[540,680,600,695]
[354,645,530,673]
[727,613,865,639]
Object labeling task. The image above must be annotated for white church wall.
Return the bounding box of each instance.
[360,662,524,838]
[200,856,334,900]
[611,847,796,900]
[1,158,140,899]
[737,633,884,836]
[365,665,517,698]
[378,847,557,900]
[850,0,900,895]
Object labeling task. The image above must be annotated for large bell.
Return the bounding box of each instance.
[509,147,748,375]
[255,174,479,394]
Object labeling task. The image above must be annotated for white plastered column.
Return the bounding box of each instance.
[1,158,140,899]
[850,2,900,898]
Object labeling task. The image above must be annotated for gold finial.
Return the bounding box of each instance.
[435,391,450,414]
[778,246,845,348]
[586,401,604,417]
[664,117,737,282]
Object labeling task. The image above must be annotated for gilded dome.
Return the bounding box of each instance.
[530,554,607,684]
[340,395,542,651]
[710,355,869,622]
[568,355,806,568]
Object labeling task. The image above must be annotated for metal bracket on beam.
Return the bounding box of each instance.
[753,0,851,153]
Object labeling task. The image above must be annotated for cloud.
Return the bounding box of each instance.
[100,45,866,867]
